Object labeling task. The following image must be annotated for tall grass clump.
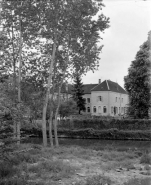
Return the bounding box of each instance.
[140,153,151,164]
[75,175,112,185]
[0,161,17,179]
[28,160,77,181]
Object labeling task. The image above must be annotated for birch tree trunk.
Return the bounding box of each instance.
[12,17,17,139]
[54,86,61,147]
[53,35,70,147]
[54,67,67,147]
[48,83,56,147]
[49,110,53,147]
[42,35,57,147]
[17,16,22,145]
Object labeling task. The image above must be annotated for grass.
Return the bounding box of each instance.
[28,160,77,180]
[100,149,137,162]
[124,178,151,185]
[0,161,17,179]
[75,175,112,185]
[140,153,151,164]
[0,178,28,185]
[0,143,150,185]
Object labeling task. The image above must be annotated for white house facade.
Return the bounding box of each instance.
[52,79,129,117]
[83,80,129,116]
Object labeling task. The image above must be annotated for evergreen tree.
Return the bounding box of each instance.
[73,74,86,114]
[124,32,151,119]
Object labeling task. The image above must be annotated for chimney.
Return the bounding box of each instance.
[98,79,101,84]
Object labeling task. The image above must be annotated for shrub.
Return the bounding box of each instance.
[59,118,151,131]
[8,152,39,166]
[0,161,17,179]
[57,128,151,140]
[28,164,41,174]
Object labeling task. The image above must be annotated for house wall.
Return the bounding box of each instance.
[91,91,129,116]
[91,91,109,116]
[109,92,129,116]
[83,94,91,114]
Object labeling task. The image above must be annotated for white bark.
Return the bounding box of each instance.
[17,16,22,145]
[42,34,57,147]
[49,110,53,147]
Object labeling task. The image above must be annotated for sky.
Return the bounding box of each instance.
[81,0,151,88]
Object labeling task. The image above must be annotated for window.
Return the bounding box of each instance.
[98,106,101,113]
[87,98,90,103]
[116,107,118,114]
[111,106,114,114]
[87,107,90,113]
[122,107,124,113]
[93,106,96,113]
[115,97,117,102]
[83,98,86,103]
[119,107,120,113]
[122,98,123,103]
[103,106,107,113]
[124,107,127,114]
[98,96,102,101]
[119,97,120,102]
[114,106,116,115]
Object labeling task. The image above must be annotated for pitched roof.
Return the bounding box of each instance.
[55,83,98,94]
[50,80,127,95]
[82,84,98,94]
[91,80,127,94]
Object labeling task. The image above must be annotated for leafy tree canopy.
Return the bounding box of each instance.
[124,31,151,119]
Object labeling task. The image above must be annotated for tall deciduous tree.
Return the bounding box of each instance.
[1,0,110,147]
[124,32,151,119]
[72,74,86,114]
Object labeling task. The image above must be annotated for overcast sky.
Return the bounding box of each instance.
[81,0,151,88]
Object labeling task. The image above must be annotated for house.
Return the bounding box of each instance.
[83,79,129,116]
[51,79,129,117]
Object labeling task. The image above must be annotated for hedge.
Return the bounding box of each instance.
[20,118,151,140]
[21,127,151,140]
[58,118,151,131]
[57,128,151,140]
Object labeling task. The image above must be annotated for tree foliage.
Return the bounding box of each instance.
[124,32,151,119]
[59,99,77,118]
[1,0,110,146]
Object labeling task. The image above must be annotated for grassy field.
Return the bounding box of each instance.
[0,143,151,185]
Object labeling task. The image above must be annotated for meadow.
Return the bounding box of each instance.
[0,143,151,185]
